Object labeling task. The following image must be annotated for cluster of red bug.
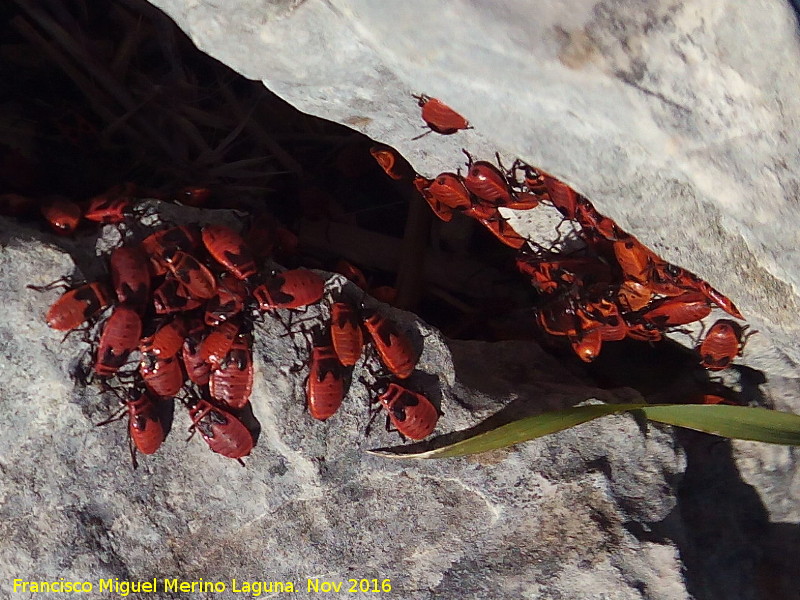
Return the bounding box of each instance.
[377,94,754,372]
[31,196,441,466]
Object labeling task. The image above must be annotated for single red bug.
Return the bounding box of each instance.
[697,319,753,371]
[412,94,471,138]
[201,224,257,281]
[84,183,135,224]
[540,173,579,220]
[95,304,142,377]
[38,281,113,331]
[200,319,241,368]
[252,268,325,310]
[182,320,211,387]
[96,388,165,468]
[306,329,346,421]
[570,327,603,363]
[369,144,415,181]
[209,334,253,410]
[187,398,254,461]
[40,198,82,235]
[140,225,201,276]
[204,273,247,326]
[462,151,513,207]
[140,353,184,398]
[140,316,187,360]
[640,292,711,328]
[163,249,217,300]
[362,311,417,379]
[428,172,473,210]
[330,301,364,367]
[110,245,151,312]
[333,259,369,291]
[373,381,439,440]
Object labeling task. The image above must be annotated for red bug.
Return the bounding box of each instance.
[370,144,415,181]
[253,268,325,310]
[200,319,241,368]
[95,304,142,377]
[414,176,454,222]
[536,298,580,338]
[678,272,745,321]
[110,245,150,312]
[330,301,364,367]
[540,173,579,220]
[140,226,201,276]
[369,285,398,307]
[640,292,711,328]
[428,172,473,210]
[152,277,203,314]
[333,259,369,291]
[372,381,439,440]
[613,235,659,284]
[97,389,165,468]
[163,249,217,300]
[362,311,417,379]
[209,334,253,410]
[140,316,187,360]
[201,224,257,281]
[306,329,346,420]
[570,327,603,363]
[205,273,247,326]
[575,198,619,241]
[625,322,663,342]
[697,319,753,371]
[182,320,211,387]
[187,398,254,461]
[412,94,471,138]
[462,151,514,207]
[472,210,527,249]
[37,281,113,331]
[140,353,184,398]
[177,186,212,207]
[40,198,82,235]
[84,183,135,224]
[617,279,652,312]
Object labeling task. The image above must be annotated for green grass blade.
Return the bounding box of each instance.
[640,404,800,445]
[369,404,800,459]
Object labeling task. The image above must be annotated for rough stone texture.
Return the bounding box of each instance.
[0,214,690,599]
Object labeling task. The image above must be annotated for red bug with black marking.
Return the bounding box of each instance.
[412,94,471,138]
[182,319,212,387]
[372,381,439,440]
[362,311,417,379]
[428,172,473,211]
[110,246,151,312]
[163,249,217,300]
[305,328,346,421]
[200,319,241,368]
[140,225,201,276]
[187,397,254,461]
[209,334,253,410]
[330,301,364,367]
[140,316,187,360]
[36,281,113,331]
[84,183,135,224]
[152,277,203,315]
[640,291,711,328]
[698,319,754,371]
[201,224,257,281]
[253,268,325,310]
[97,388,165,468]
[140,353,184,398]
[94,304,142,377]
[205,273,248,326]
